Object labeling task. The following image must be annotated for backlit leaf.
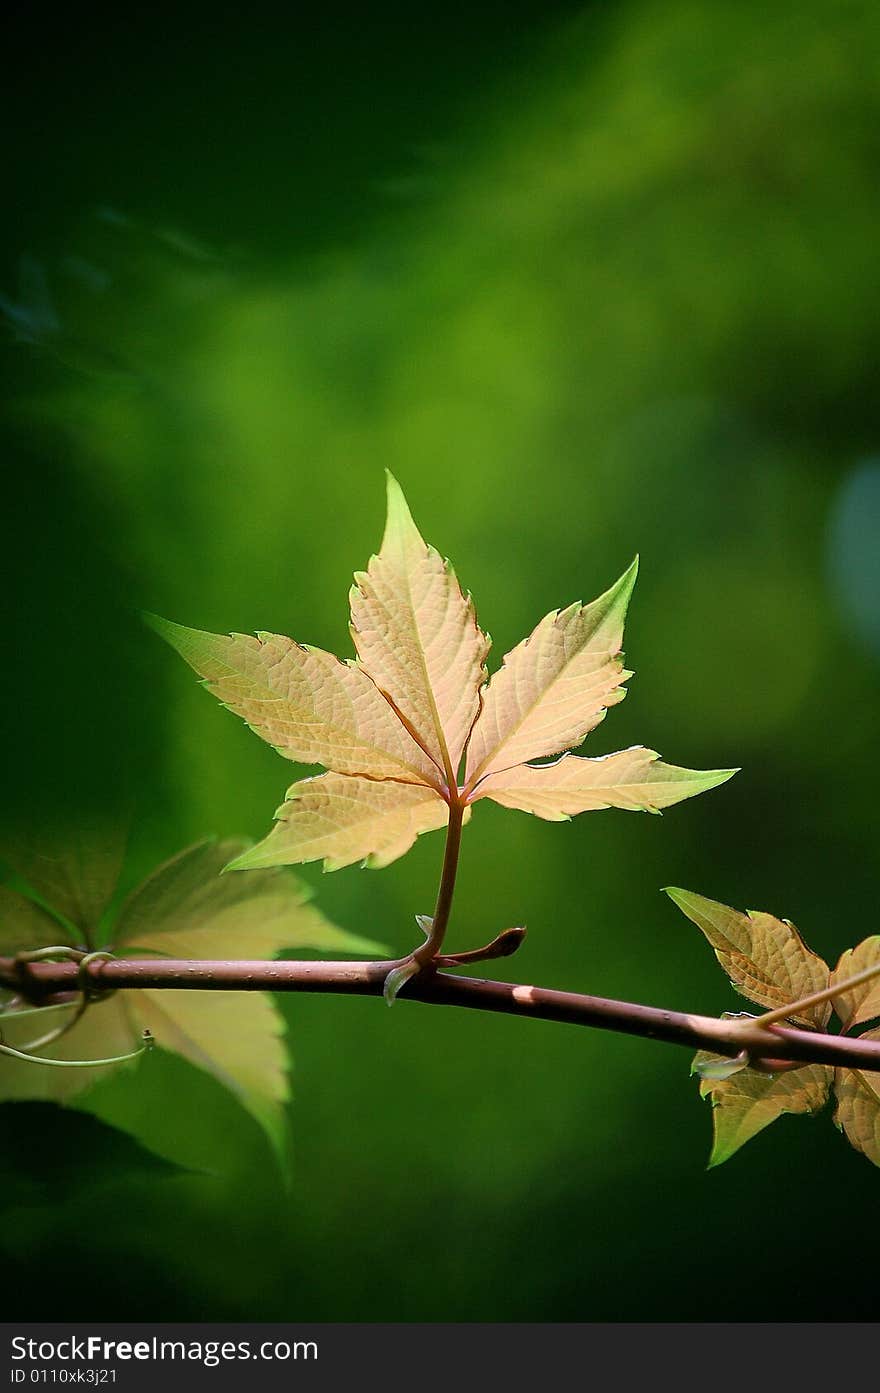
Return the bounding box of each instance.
[0,997,141,1104]
[113,838,386,1158]
[349,473,490,784]
[695,1058,831,1167]
[666,888,831,1028]
[128,987,290,1164]
[463,560,637,790]
[0,835,377,1165]
[225,775,452,873]
[472,748,735,819]
[834,1029,880,1170]
[831,937,880,1032]
[147,617,439,788]
[115,838,385,957]
[0,989,290,1167]
[156,484,733,873]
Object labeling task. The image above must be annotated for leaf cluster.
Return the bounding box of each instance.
[669,888,880,1169]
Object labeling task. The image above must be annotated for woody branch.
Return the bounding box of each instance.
[3,955,879,1074]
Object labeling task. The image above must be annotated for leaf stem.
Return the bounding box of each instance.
[414,800,464,967]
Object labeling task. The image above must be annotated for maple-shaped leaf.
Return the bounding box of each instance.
[152,476,733,874]
[672,889,880,1170]
[0,835,383,1166]
[693,1055,831,1167]
[831,937,880,1032]
[666,887,831,1028]
[834,1028,880,1169]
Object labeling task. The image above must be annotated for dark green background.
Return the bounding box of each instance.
[3,0,879,1320]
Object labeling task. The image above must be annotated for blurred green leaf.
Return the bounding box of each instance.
[0,818,128,941]
[695,1060,831,1168]
[1,835,379,1169]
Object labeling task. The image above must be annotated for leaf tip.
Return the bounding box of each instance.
[381,471,422,553]
[621,553,640,591]
[142,610,177,642]
[599,555,640,623]
[662,885,688,905]
[384,469,410,514]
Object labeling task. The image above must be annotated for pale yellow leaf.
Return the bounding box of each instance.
[463,560,637,790]
[666,889,831,1027]
[668,888,832,1027]
[127,988,289,1162]
[831,937,880,1032]
[114,839,383,957]
[472,748,735,819]
[148,616,439,788]
[0,996,141,1104]
[226,774,451,873]
[349,473,490,785]
[695,1057,831,1166]
[834,1029,880,1169]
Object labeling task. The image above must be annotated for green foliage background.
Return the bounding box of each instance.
[3,0,879,1319]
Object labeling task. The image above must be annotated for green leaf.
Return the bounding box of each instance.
[113,838,385,1162]
[115,837,386,957]
[0,883,66,956]
[1,835,378,1169]
[695,1059,831,1167]
[0,817,128,939]
[128,987,290,1166]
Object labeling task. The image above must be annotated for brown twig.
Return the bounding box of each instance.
[3,954,879,1073]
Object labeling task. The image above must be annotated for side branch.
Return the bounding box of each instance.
[3,955,880,1073]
